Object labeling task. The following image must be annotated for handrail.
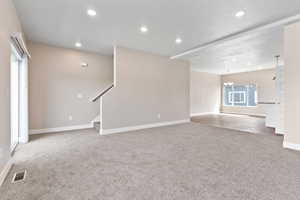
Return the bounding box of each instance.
[90,84,114,102]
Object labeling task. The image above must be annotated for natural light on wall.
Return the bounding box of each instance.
[223,83,257,107]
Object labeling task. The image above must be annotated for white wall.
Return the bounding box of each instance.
[221,69,276,116]
[283,21,300,148]
[28,42,113,130]
[101,47,190,132]
[190,71,221,115]
[0,0,23,180]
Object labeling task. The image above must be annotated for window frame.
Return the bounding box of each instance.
[228,91,246,104]
[223,83,257,107]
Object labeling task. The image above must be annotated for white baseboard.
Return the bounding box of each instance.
[100,119,190,135]
[0,159,13,187]
[91,115,100,124]
[275,128,285,135]
[221,112,266,118]
[18,136,29,144]
[283,141,300,151]
[90,115,100,128]
[190,112,219,117]
[29,123,93,135]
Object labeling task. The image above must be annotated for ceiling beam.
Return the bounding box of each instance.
[170,13,300,59]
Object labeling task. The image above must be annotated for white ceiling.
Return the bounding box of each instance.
[189,28,284,74]
[13,0,300,73]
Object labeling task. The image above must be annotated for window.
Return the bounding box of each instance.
[223,83,257,107]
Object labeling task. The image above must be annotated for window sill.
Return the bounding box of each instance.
[223,105,258,108]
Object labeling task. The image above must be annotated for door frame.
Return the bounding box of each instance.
[10,44,22,153]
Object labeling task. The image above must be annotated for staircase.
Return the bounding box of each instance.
[94,121,100,132]
[90,83,114,133]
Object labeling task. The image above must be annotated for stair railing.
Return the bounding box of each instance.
[89,83,114,102]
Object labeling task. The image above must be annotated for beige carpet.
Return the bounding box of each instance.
[1,123,300,200]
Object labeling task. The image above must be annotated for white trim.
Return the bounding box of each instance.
[190,68,218,74]
[171,13,300,59]
[100,119,190,135]
[19,56,29,144]
[10,45,20,152]
[190,112,219,117]
[29,123,93,135]
[91,115,100,124]
[283,141,300,151]
[275,128,285,135]
[113,46,117,87]
[99,97,103,134]
[220,112,266,118]
[222,105,258,108]
[0,159,13,187]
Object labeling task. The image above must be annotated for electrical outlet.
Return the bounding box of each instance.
[157,114,161,119]
[68,115,73,121]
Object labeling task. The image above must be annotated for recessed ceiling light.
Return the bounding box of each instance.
[235,10,245,18]
[87,9,97,17]
[140,26,148,33]
[175,38,182,44]
[75,42,82,47]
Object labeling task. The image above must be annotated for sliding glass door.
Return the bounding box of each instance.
[10,46,21,152]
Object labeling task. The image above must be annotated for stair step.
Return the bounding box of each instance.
[94,122,100,132]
